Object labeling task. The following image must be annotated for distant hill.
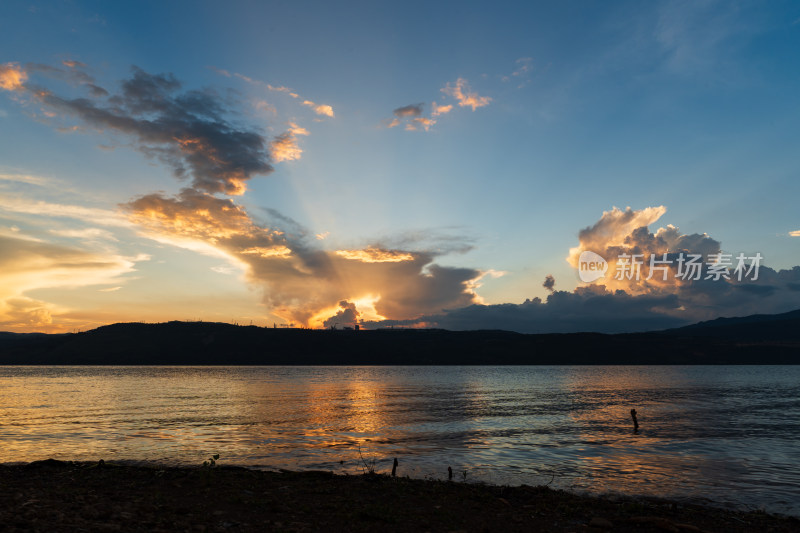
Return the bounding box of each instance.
[661,309,800,342]
[0,309,798,365]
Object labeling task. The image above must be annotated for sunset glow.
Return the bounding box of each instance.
[0,2,798,333]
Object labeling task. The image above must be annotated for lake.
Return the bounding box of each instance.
[1,365,798,516]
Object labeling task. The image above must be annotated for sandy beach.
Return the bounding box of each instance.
[1,459,796,532]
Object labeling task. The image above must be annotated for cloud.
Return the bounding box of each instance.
[364,289,687,333]
[363,206,800,333]
[387,104,436,131]
[62,60,87,69]
[253,100,276,114]
[790,230,800,237]
[393,103,424,118]
[431,102,452,116]
[502,57,533,87]
[409,117,435,131]
[0,234,142,332]
[267,84,299,98]
[566,206,723,294]
[123,190,483,327]
[0,62,27,91]
[270,122,310,163]
[5,61,485,331]
[9,64,273,196]
[441,78,491,110]
[0,195,131,228]
[322,300,360,329]
[23,62,101,91]
[0,173,55,186]
[301,100,335,117]
[335,247,415,263]
[386,78,490,131]
[49,227,119,242]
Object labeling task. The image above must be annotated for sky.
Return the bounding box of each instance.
[0,0,799,333]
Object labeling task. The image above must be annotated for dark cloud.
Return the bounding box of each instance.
[322,300,360,329]
[393,103,424,117]
[86,84,109,97]
[364,290,687,333]
[542,274,555,292]
[27,66,274,195]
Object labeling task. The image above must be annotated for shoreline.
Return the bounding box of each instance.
[1,460,797,532]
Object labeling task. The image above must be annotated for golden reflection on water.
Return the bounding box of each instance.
[563,366,719,497]
[1,366,799,515]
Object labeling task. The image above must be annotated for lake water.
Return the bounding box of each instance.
[1,365,798,516]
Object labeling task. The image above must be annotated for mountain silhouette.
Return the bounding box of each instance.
[0,309,798,365]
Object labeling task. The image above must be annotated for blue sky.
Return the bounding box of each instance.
[1,1,799,332]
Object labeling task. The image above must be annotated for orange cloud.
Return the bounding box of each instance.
[335,247,415,263]
[431,102,453,116]
[0,234,142,332]
[0,62,27,91]
[302,100,335,117]
[442,78,492,110]
[566,206,726,294]
[270,122,310,163]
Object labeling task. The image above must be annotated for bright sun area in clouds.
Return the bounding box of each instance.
[0,1,799,333]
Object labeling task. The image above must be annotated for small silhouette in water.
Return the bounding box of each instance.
[448,466,453,481]
[392,458,398,477]
[630,408,639,432]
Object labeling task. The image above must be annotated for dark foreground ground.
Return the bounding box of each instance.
[1,460,797,532]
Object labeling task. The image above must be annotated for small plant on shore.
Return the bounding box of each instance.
[202,454,220,468]
[357,445,377,475]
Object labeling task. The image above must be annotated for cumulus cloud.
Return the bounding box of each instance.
[4,64,273,195]
[322,300,360,329]
[270,122,309,163]
[567,206,723,294]
[361,206,800,333]
[441,77,492,110]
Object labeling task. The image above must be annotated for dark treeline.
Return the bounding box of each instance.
[0,309,798,365]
